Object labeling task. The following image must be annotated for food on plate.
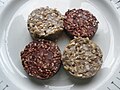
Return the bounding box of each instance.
[62,37,103,78]
[64,9,99,39]
[27,6,64,40]
[20,39,61,79]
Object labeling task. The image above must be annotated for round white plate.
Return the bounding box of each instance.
[0,0,120,90]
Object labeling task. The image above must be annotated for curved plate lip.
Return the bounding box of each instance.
[105,0,120,18]
[0,0,120,17]
[0,0,120,90]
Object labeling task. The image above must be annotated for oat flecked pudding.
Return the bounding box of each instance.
[62,37,103,78]
[21,39,61,79]
[64,9,99,39]
[21,6,103,80]
[27,6,64,40]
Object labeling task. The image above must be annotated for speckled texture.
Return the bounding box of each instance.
[64,9,99,39]
[62,37,103,78]
[21,39,61,79]
[27,6,64,40]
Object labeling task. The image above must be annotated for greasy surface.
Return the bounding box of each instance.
[27,6,64,40]
[64,9,99,39]
[62,37,103,78]
[21,39,61,79]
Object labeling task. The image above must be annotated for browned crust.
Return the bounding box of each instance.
[21,39,61,79]
[64,9,99,39]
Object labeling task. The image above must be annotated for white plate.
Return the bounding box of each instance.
[0,0,120,90]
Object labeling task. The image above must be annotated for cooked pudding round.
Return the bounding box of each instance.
[21,39,61,79]
[64,9,99,39]
[62,37,103,78]
[27,6,64,40]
